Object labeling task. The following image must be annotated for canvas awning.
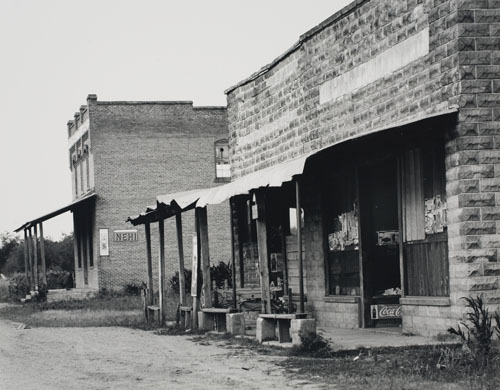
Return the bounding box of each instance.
[127,106,459,225]
[14,192,96,232]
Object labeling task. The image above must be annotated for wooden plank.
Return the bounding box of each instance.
[33,224,39,291]
[396,157,405,297]
[255,190,272,314]
[414,148,425,240]
[80,210,88,285]
[229,199,238,309]
[198,207,212,309]
[355,167,366,328]
[72,212,80,282]
[158,219,166,325]
[175,214,186,306]
[39,223,47,285]
[145,222,154,306]
[28,228,34,290]
[23,229,29,280]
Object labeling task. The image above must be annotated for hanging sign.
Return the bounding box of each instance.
[370,304,402,319]
[191,235,198,297]
[99,229,109,256]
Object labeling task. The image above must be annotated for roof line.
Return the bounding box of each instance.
[224,0,371,95]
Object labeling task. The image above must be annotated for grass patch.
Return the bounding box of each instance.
[280,343,500,390]
[0,279,9,302]
[0,295,159,329]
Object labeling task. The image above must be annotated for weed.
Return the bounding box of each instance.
[289,332,332,358]
[447,295,498,370]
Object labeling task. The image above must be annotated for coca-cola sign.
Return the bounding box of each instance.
[371,304,402,319]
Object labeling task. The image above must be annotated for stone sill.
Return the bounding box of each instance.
[323,296,360,304]
[400,296,450,306]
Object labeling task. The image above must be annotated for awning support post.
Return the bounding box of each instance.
[145,222,154,306]
[33,224,39,291]
[72,212,79,289]
[23,229,29,281]
[175,214,186,306]
[255,190,272,314]
[295,176,305,314]
[39,222,47,286]
[28,227,35,290]
[198,207,212,309]
[229,199,237,310]
[158,219,166,325]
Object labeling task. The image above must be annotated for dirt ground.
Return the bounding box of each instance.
[0,317,325,390]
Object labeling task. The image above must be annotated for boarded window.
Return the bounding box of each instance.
[401,142,449,297]
[215,139,230,179]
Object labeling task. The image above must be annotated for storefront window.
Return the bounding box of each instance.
[324,170,360,296]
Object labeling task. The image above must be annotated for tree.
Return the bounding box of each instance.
[0,232,20,273]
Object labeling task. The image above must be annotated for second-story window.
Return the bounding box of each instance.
[215,139,230,180]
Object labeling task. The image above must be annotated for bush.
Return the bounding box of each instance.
[169,261,232,295]
[447,295,499,370]
[46,270,73,290]
[290,332,332,358]
[8,274,31,301]
[124,282,142,296]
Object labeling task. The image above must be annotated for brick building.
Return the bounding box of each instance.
[137,0,500,337]
[17,95,231,292]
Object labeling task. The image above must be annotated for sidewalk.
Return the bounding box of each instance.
[318,327,439,351]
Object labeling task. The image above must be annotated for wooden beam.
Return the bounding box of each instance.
[255,191,271,314]
[229,199,237,310]
[355,168,366,328]
[39,222,47,286]
[295,177,305,314]
[33,224,39,291]
[72,212,80,288]
[145,222,154,306]
[397,156,406,298]
[192,212,201,329]
[198,207,212,309]
[158,219,166,325]
[175,214,186,306]
[28,228,35,290]
[23,229,29,280]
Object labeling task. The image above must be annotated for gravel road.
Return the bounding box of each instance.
[0,317,322,390]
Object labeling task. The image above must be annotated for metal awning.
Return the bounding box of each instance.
[127,106,459,225]
[14,192,96,232]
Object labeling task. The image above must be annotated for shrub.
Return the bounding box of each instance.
[169,269,193,294]
[46,269,73,290]
[290,332,332,358]
[124,282,142,296]
[447,295,498,370]
[8,274,31,301]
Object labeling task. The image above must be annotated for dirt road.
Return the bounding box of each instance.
[0,318,323,390]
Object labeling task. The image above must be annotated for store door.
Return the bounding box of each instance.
[359,157,401,328]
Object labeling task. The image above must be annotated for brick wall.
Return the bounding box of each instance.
[87,97,231,291]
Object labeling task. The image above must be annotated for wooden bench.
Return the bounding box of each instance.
[200,307,238,332]
[179,305,192,329]
[259,313,307,343]
[147,305,161,325]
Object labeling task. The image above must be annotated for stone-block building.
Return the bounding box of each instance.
[221,0,500,336]
[17,94,232,292]
[125,0,500,337]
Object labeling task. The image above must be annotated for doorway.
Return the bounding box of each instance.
[359,157,401,327]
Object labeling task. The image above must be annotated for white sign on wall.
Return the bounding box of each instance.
[99,229,109,256]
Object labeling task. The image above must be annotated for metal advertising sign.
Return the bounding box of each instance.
[370,304,402,320]
[113,230,138,242]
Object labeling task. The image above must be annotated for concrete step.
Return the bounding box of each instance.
[46,288,98,303]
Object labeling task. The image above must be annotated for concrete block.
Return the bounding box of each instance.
[198,312,214,331]
[291,319,317,346]
[226,313,246,336]
[256,317,275,343]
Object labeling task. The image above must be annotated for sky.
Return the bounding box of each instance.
[0,0,353,240]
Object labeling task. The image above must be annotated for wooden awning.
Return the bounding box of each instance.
[14,192,96,232]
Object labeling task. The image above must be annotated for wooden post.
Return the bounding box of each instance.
[295,177,305,313]
[198,207,212,309]
[39,222,47,286]
[255,191,272,314]
[229,199,237,310]
[145,222,154,306]
[175,214,186,306]
[28,227,34,290]
[397,156,406,298]
[23,229,29,280]
[72,212,80,288]
[158,219,166,325]
[33,224,39,291]
[192,212,201,328]
[355,168,366,328]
